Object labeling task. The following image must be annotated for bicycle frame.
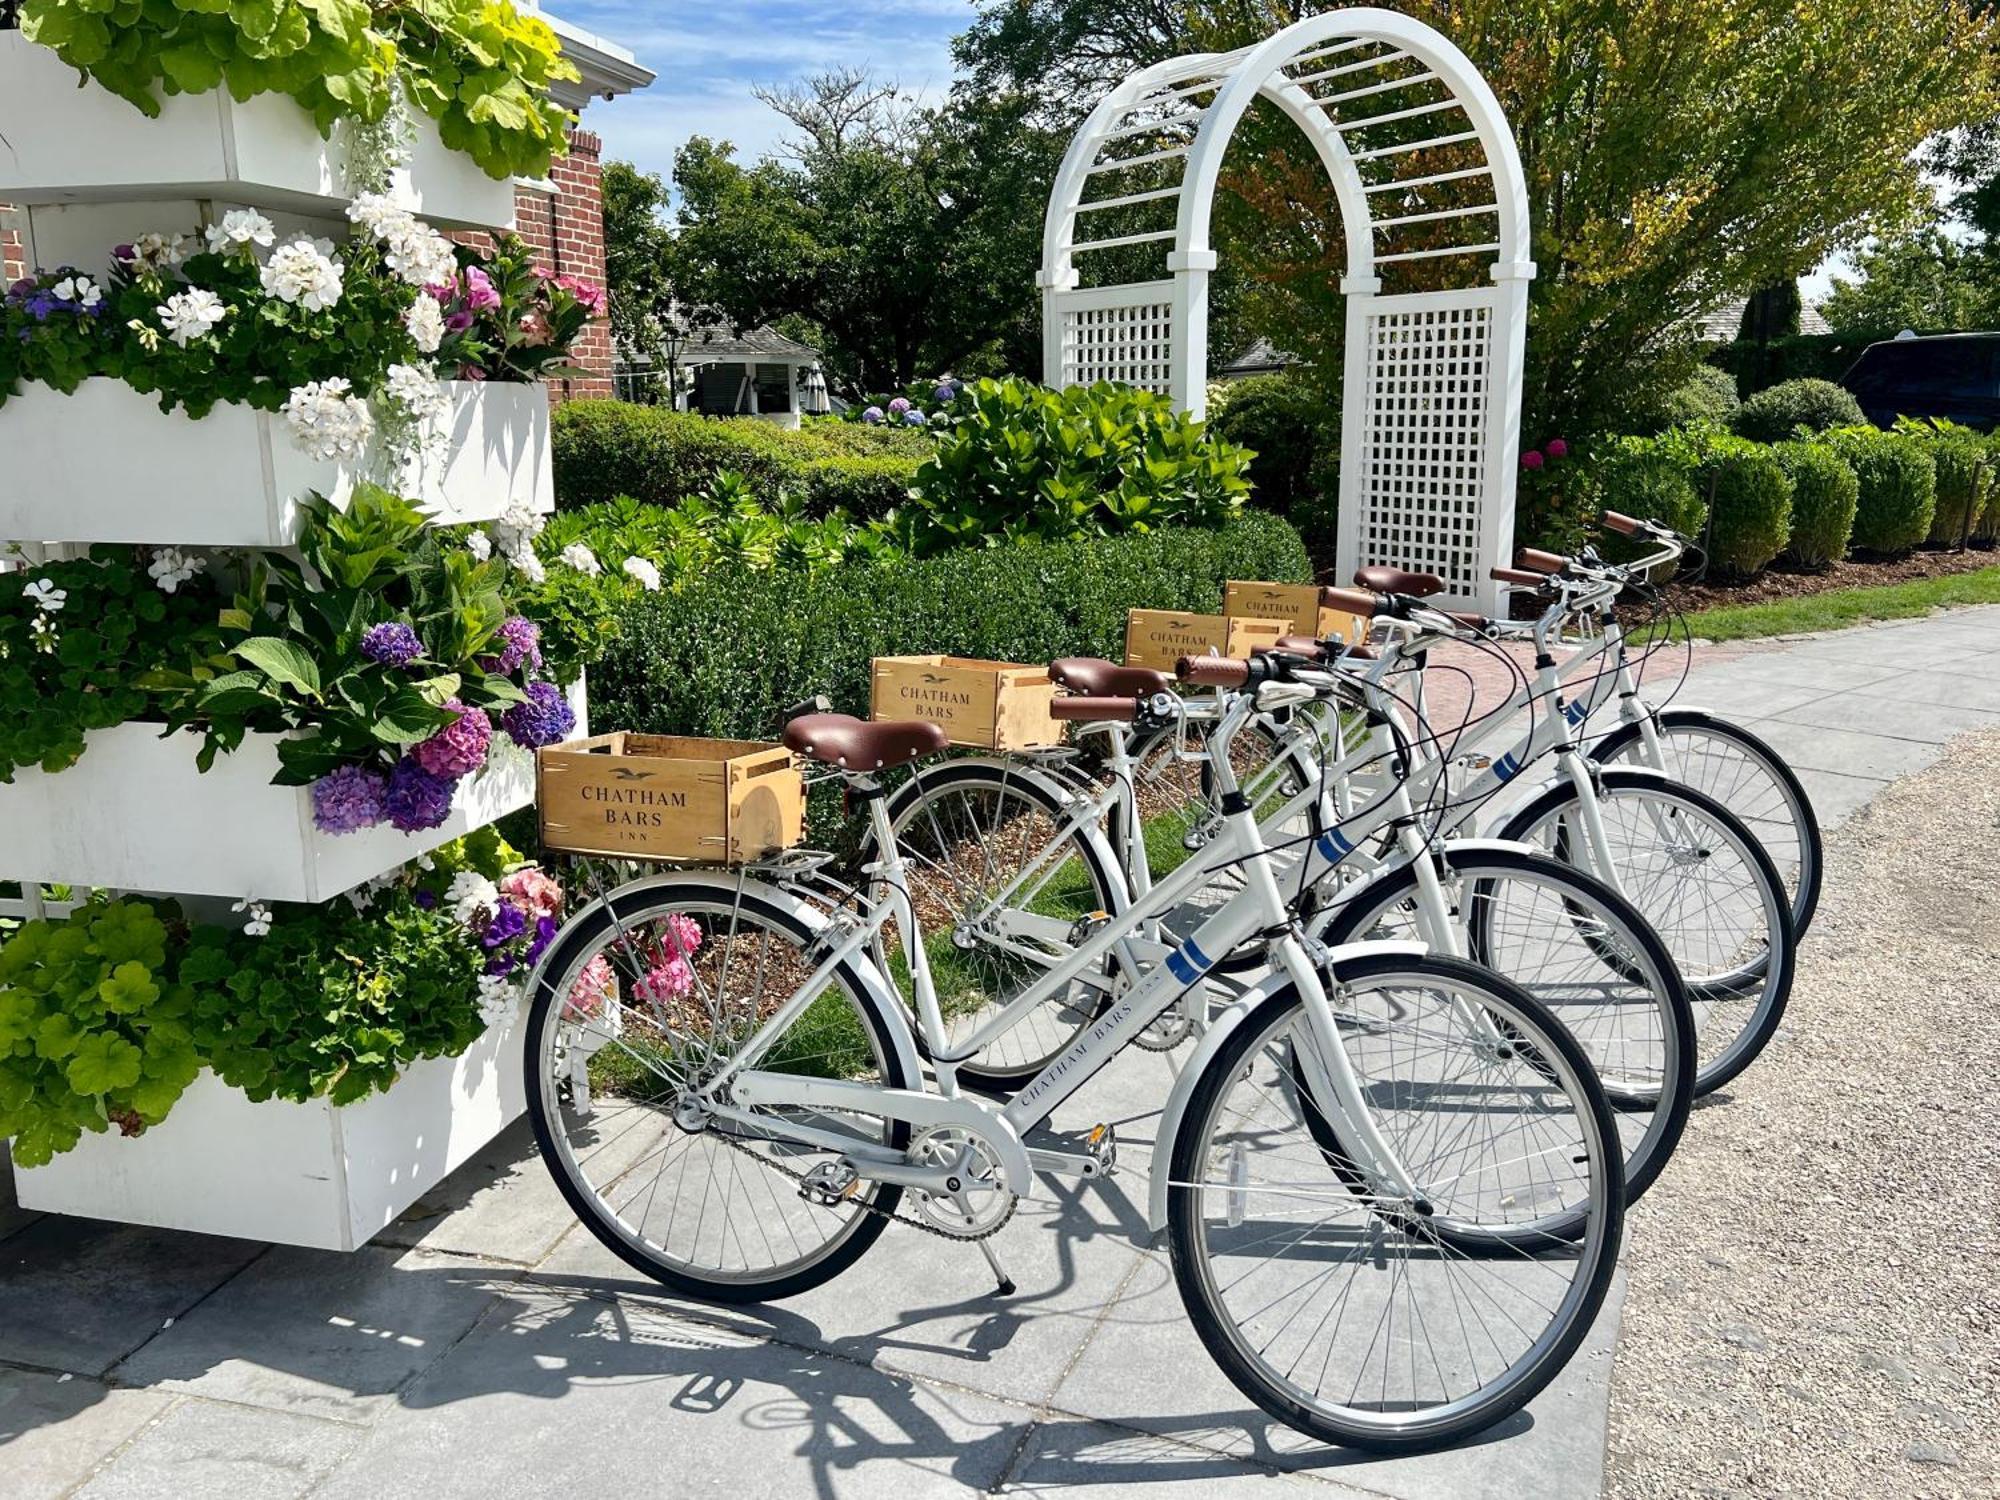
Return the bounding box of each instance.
[696,684,1432,1203]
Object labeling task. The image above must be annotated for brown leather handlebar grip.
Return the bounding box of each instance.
[1049,695,1140,723]
[1516,548,1569,574]
[1602,510,1642,536]
[1491,566,1546,586]
[1176,655,1251,688]
[1270,634,1328,660]
[1321,587,1380,619]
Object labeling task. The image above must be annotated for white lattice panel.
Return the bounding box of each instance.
[1353,299,1496,600]
[1054,286,1176,393]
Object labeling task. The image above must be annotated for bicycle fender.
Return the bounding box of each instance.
[1302,839,1538,940]
[1146,939,1427,1235]
[525,870,926,1092]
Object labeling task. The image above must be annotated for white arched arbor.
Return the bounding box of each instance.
[1041,9,1535,611]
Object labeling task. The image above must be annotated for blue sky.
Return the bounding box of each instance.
[550,0,973,183]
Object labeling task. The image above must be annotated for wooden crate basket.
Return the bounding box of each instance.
[1124,610,1286,672]
[537,734,804,864]
[870,656,1062,750]
[1224,580,1368,645]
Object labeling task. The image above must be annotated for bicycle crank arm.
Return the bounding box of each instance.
[724,1074,1034,1194]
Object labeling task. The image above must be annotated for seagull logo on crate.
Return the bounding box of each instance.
[610,768,657,782]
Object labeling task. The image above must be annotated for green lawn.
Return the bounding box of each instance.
[1659,564,2000,644]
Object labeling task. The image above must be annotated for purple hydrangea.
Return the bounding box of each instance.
[933,380,958,404]
[413,700,492,778]
[861,405,885,425]
[480,616,543,675]
[887,397,912,416]
[360,621,424,669]
[902,408,928,427]
[384,757,458,833]
[501,681,577,749]
[311,765,389,835]
[482,899,528,949]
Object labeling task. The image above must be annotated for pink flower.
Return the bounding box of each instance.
[457,363,489,382]
[463,266,501,313]
[1521,449,1545,471]
[519,309,553,346]
[663,912,703,957]
[634,956,694,1004]
[564,954,615,1021]
[500,867,563,922]
[555,274,606,315]
[1546,438,1569,460]
[414,700,493,778]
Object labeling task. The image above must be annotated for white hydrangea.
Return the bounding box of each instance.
[622,556,662,592]
[204,208,276,254]
[156,287,228,347]
[464,529,494,562]
[147,547,206,594]
[511,548,547,585]
[405,294,446,354]
[283,378,375,463]
[559,543,602,577]
[446,871,501,927]
[477,973,521,1025]
[260,237,346,312]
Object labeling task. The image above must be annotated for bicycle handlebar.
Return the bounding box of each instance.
[1601,510,1643,536]
[1323,586,1379,619]
[1177,655,1251,688]
[1516,548,1569,575]
[1049,695,1140,723]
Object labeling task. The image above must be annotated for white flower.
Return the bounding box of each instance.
[128,232,191,271]
[29,613,59,654]
[283,378,375,463]
[446,871,501,927]
[383,363,448,423]
[622,556,662,592]
[156,288,228,347]
[345,192,408,241]
[384,222,460,290]
[405,294,445,354]
[559,543,602,577]
[23,577,66,612]
[53,275,102,309]
[509,546,547,585]
[204,209,276,254]
[231,899,272,938]
[490,500,548,585]
[464,530,494,562]
[476,972,520,1025]
[146,548,206,595]
[260,237,345,312]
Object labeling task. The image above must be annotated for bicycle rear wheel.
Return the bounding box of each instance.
[525,878,915,1303]
[1166,952,1623,1452]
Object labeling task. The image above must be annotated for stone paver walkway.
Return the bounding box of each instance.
[2,604,1994,1500]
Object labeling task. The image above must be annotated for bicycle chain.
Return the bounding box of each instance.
[704,1108,1019,1243]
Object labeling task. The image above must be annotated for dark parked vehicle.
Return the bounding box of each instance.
[1839,332,2000,431]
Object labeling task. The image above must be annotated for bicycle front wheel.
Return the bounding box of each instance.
[1313,846,1695,1210]
[1497,768,1796,1093]
[525,878,916,1303]
[1165,952,1623,1452]
[1589,708,1823,936]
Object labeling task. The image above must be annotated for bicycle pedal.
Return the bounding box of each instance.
[1086,1123,1118,1176]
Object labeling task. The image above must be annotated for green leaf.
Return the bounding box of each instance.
[99,961,163,1015]
[234,637,322,700]
[66,1033,144,1097]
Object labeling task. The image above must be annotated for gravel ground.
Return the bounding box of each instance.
[1604,730,2000,1499]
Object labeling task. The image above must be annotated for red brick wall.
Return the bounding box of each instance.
[2,205,23,284]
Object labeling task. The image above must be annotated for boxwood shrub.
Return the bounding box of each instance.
[553,401,924,517]
[1629,364,1740,435]
[1825,427,1937,554]
[1732,378,1866,443]
[589,512,1311,744]
[1774,441,1860,570]
[1704,441,1794,576]
[1912,423,1992,545]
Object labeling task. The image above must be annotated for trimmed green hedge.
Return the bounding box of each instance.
[590,513,1311,742]
[1774,441,1860,570]
[553,401,924,517]
[1705,441,1794,576]
[1732,378,1865,443]
[1826,427,1937,555]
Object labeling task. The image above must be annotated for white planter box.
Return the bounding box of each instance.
[0,680,585,902]
[15,1000,528,1251]
[0,31,517,230]
[0,379,553,547]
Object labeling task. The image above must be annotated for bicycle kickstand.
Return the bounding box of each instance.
[976,1237,1016,1298]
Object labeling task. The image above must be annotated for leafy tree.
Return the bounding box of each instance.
[599,160,718,404]
[1820,229,2000,336]
[668,72,1059,394]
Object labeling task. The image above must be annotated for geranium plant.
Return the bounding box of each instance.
[19,0,579,182]
[429,232,604,383]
